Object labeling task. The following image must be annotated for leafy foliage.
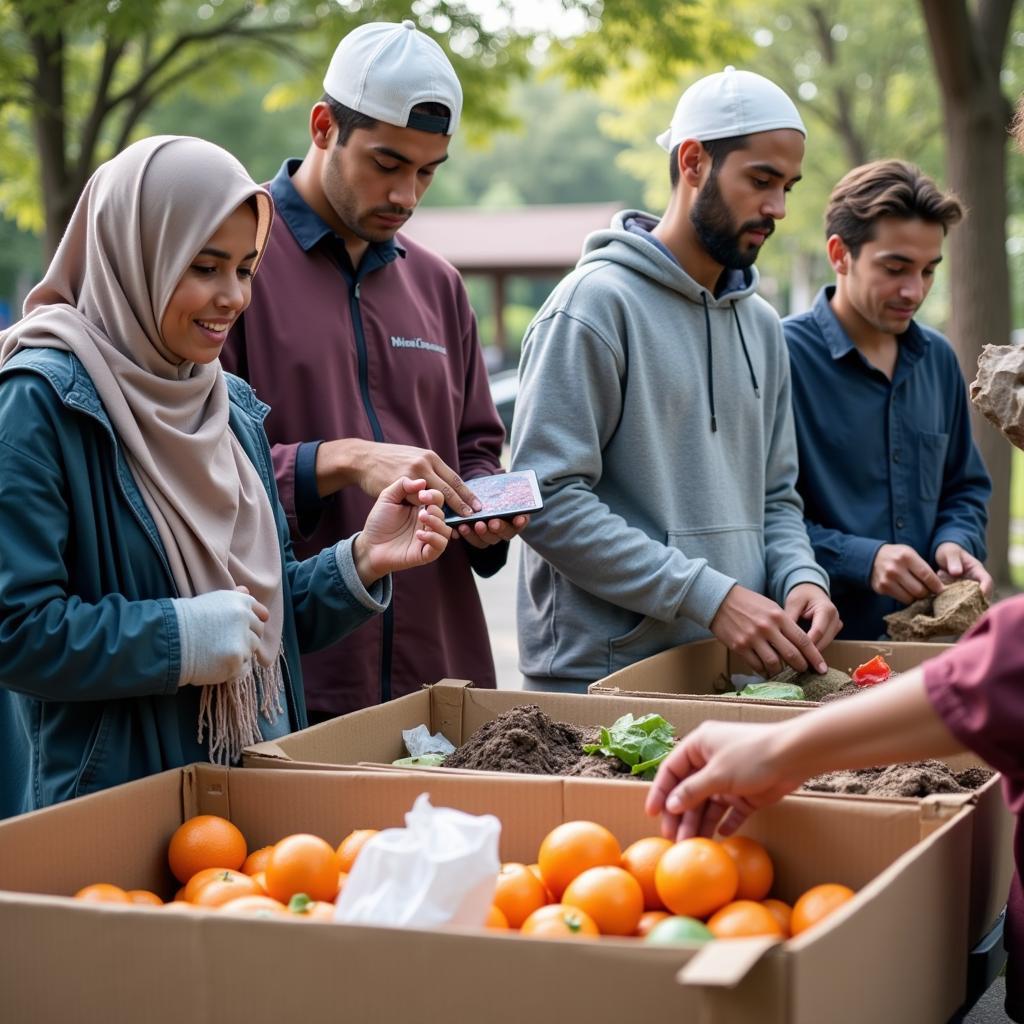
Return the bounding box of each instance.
[582,712,677,779]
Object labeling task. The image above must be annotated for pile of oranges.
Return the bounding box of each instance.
[71,813,856,942]
[73,814,380,920]
[489,821,856,943]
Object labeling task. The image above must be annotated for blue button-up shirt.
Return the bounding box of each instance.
[783,286,990,640]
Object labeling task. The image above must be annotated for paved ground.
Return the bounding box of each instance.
[476,538,1012,1022]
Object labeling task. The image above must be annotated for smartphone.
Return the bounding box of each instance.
[443,469,543,527]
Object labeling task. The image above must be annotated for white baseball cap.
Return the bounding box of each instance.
[323,20,463,136]
[656,66,805,151]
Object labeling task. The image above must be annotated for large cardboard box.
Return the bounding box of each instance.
[243,681,1013,945]
[589,637,953,706]
[0,765,975,1024]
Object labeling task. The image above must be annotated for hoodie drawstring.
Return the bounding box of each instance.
[701,294,762,434]
[732,302,761,399]
[701,292,717,433]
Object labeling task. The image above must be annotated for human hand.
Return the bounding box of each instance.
[709,584,827,676]
[870,544,944,604]
[455,514,530,549]
[317,439,481,517]
[353,477,451,585]
[173,588,269,687]
[644,721,806,840]
[934,542,993,599]
[784,583,842,651]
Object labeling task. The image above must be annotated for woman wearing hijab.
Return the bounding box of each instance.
[0,135,450,817]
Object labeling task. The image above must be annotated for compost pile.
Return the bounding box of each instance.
[883,579,988,641]
[442,704,634,779]
[803,760,993,798]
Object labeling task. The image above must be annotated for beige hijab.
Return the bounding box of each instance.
[0,135,283,764]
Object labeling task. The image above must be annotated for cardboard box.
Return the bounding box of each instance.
[589,637,953,707]
[0,765,975,1024]
[243,682,1013,948]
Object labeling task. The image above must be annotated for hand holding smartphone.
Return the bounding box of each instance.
[443,469,543,526]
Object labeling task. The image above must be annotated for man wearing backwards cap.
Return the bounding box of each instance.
[511,67,840,690]
[223,21,524,719]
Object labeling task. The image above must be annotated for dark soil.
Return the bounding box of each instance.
[441,704,634,779]
[803,759,993,797]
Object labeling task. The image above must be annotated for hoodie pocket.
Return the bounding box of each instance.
[919,431,948,502]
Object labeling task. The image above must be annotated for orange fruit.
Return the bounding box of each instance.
[191,870,262,908]
[537,821,621,900]
[173,886,188,902]
[762,898,792,937]
[74,883,131,904]
[485,904,510,929]
[219,895,289,918]
[520,903,600,939]
[251,871,268,894]
[707,900,785,939]
[791,883,856,936]
[241,845,275,876]
[287,894,336,921]
[719,836,774,901]
[621,836,672,911]
[635,910,670,937]
[336,829,379,873]
[183,866,236,903]
[265,833,342,903]
[162,900,199,913]
[527,863,554,902]
[126,889,164,906]
[494,862,549,929]
[562,865,644,936]
[655,838,739,919]
[167,815,247,884]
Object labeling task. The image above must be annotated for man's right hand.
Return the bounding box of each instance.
[316,439,482,518]
[870,544,944,604]
[709,584,827,677]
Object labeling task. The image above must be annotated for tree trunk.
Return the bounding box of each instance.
[27,28,77,259]
[945,100,1013,586]
[922,0,1015,588]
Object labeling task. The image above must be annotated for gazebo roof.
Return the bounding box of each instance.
[400,202,622,274]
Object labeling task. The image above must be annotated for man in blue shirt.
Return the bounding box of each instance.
[784,159,992,640]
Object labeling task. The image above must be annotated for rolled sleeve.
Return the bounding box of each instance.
[333,535,392,613]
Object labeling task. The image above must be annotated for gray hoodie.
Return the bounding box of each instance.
[510,210,829,682]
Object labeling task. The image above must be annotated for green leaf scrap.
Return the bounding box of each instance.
[582,713,677,780]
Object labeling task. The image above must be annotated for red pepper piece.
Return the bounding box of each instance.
[852,654,892,687]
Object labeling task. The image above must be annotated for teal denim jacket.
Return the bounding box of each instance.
[0,349,386,816]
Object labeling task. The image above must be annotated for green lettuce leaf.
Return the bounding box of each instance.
[582,713,677,780]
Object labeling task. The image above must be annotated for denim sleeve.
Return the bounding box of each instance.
[805,520,885,587]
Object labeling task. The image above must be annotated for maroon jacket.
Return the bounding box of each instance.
[223,160,504,715]
[924,595,1024,1021]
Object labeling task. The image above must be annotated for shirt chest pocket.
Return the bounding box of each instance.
[919,431,949,502]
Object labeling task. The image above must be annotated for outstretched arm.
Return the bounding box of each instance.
[645,666,963,841]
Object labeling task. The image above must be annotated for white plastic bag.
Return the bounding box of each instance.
[402,724,456,757]
[334,793,500,928]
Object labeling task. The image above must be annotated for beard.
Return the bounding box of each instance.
[323,158,409,245]
[691,172,774,270]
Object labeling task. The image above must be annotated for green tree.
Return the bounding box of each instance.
[0,0,529,257]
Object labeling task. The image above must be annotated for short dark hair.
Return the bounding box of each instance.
[668,135,750,189]
[322,95,453,146]
[825,160,964,256]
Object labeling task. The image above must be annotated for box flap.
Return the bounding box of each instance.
[680,936,780,987]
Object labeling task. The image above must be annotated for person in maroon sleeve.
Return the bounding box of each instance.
[222,21,527,719]
[645,596,1024,1018]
